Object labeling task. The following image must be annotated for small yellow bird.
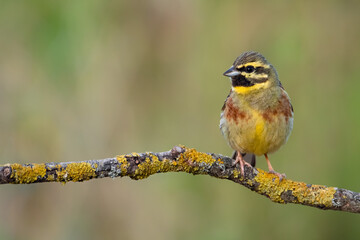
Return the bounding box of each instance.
[220,51,293,179]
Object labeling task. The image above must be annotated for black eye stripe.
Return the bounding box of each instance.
[255,66,269,74]
[237,66,255,73]
[246,66,255,73]
[236,65,268,74]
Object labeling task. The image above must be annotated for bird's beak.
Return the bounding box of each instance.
[223,66,240,77]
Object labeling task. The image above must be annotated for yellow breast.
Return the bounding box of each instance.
[220,87,293,156]
[242,109,268,155]
[222,100,292,156]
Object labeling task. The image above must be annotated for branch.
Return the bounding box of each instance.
[0,146,359,214]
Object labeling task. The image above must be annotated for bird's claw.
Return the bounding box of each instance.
[268,170,286,182]
[233,156,253,177]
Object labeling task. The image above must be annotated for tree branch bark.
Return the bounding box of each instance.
[0,146,359,214]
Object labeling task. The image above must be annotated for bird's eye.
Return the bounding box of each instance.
[245,66,255,73]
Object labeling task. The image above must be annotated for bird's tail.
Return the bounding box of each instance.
[232,151,256,167]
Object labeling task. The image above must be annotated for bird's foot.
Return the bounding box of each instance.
[233,153,253,177]
[243,161,253,168]
[232,157,244,176]
[268,170,286,182]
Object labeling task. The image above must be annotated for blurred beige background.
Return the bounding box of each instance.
[1,1,360,239]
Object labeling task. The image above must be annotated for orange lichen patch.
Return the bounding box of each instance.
[133,154,177,180]
[62,163,96,182]
[117,155,129,174]
[254,169,336,207]
[217,158,224,165]
[11,163,47,184]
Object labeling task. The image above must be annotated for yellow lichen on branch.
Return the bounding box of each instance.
[134,154,174,179]
[177,147,221,174]
[182,148,217,166]
[254,169,337,207]
[126,147,224,180]
[65,162,96,182]
[0,146,359,213]
[8,162,97,184]
[10,163,47,184]
[117,155,129,174]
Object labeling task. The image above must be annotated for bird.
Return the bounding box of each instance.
[220,51,293,180]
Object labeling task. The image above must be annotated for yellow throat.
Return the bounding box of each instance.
[232,81,271,95]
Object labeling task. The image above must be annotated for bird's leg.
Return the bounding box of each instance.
[265,154,286,181]
[233,152,252,176]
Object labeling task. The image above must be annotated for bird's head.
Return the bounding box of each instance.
[223,51,280,95]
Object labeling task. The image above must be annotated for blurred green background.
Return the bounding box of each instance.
[1,0,360,239]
